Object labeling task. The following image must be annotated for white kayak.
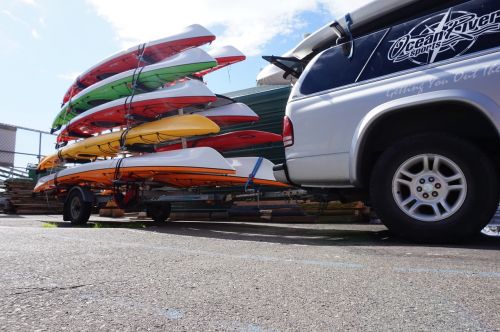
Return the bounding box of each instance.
[34,148,287,192]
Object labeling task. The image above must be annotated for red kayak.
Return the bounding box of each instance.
[62,24,215,104]
[156,130,282,152]
[57,80,217,143]
[194,102,259,127]
[194,46,246,77]
[162,45,246,87]
[57,84,259,144]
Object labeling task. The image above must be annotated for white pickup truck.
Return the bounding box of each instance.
[266,0,500,242]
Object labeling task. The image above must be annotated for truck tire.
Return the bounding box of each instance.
[146,203,171,224]
[65,189,92,225]
[370,134,498,243]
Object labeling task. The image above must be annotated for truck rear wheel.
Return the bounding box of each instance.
[370,134,498,243]
[65,189,92,225]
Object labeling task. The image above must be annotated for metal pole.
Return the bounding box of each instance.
[0,149,44,158]
[178,108,187,149]
[38,132,42,162]
[0,122,54,135]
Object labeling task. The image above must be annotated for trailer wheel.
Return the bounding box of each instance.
[146,203,171,224]
[370,134,498,243]
[65,189,92,225]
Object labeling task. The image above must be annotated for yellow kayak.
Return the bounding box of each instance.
[38,114,220,171]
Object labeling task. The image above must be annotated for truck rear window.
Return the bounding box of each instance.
[299,30,387,95]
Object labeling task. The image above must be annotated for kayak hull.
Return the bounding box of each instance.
[156,130,282,152]
[58,99,260,144]
[57,80,217,143]
[34,148,286,192]
[38,114,220,171]
[194,45,246,77]
[34,148,234,192]
[194,102,259,126]
[62,24,215,103]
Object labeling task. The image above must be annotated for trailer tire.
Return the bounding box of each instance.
[370,134,498,243]
[146,203,171,224]
[65,189,92,225]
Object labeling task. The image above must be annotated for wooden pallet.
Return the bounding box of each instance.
[299,200,370,222]
[2,178,63,214]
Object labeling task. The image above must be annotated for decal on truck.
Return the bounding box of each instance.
[388,8,500,65]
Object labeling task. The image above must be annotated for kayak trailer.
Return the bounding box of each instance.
[56,182,306,225]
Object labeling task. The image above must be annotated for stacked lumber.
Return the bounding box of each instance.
[229,200,314,222]
[166,200,370,223]
[2,178,63,214]
[299,200,370,223]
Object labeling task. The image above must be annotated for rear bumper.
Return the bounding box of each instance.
[273,163,294,186]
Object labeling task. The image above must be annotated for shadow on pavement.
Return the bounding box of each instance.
[43,218,500,249]
[43,220,148,229]
[149,221,500,249]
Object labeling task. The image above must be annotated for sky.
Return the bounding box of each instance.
[0,0,371,169]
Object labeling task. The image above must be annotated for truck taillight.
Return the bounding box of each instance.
[282,116,294,147]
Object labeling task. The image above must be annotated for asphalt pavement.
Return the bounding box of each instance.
[0,214,499,331]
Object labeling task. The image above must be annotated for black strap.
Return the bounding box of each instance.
[136,43,147,66]
[122,65,146,130]
[130,66,145,91]
[136,132,162,145]
[114,157,125,182]
[119,127,132,149]
[124,94,134,118]
[118,43,148,154]
[97,144,109,154]
[131,43,147,94]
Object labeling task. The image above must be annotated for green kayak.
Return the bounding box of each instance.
[51,48,216,133]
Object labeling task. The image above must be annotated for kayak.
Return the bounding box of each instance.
[56,80,217,143]
[34,148,234,192]
[62,24,215,104]
[156,130,282,152]
[57,97,259,144]
[51,48,217,133]
[34,148,287,192]
[194,45,246,77]
[162,157,289,188]
[38,114,220,171]
[194,102,259,126]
